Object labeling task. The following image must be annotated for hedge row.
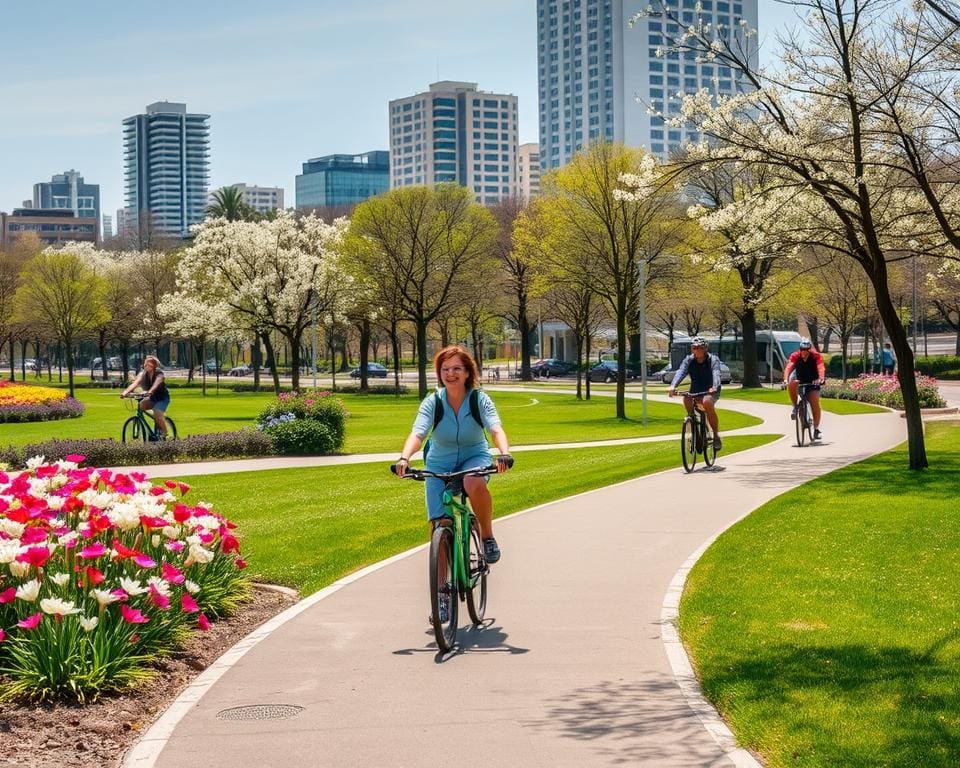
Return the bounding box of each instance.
[0,430,274,470]
[826,354,960,380]
[0,398,85,423]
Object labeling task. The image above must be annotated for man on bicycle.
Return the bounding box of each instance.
[120,355,171,439]
[783,337,826,440]
[668,337,723,450]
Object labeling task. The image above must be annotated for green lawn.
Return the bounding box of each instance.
[679,421,960,767]
[2,386,761,452]
[721,385,886,414]
[162,435,777,595]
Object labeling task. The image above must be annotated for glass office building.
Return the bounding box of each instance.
[32,170,100,232]
[389,81,519,205]
[123,101,210,238]
[295,151,389,209]
[537,0,758,168]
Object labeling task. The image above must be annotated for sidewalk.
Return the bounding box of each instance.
[126,399,907,767]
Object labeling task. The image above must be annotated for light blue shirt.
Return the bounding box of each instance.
[412,388,501,466]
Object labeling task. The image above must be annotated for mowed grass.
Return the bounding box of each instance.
[1,386,761,452]
[720,385,886,414]
[163,434,777,595]
[679,421,960,767]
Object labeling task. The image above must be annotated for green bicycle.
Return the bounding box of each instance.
[392,458,513,652]
[121,393,178,443]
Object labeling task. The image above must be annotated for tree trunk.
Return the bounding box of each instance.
[359,319,370,393]
[390,321,402,396]
[741,309,761,388]
[876,282,927,469]
[616,300,627,419]
[585,330,592,401]
[519,300,533,382]
[252,335,262,392]
[575,332,583,400]
[288,331,303,391]
[261,332,281,394]
[840,334,850,381]
[65,336,75,399]
[416,318,429,400]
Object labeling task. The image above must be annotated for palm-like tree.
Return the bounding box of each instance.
[206,186,255,222]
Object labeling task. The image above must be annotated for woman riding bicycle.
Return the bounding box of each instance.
[120,355,171,439]
[395,345,512,564]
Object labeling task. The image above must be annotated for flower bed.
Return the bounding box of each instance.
[0,381,84,423]
[0,430,274,470]
[256,390,348,455]
[821,373,946,409]
[0,456,249,702]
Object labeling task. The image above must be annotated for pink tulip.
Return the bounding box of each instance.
[0,587,16,603]
[64,454,86,464]
[162,562,185,584]
[79,543,107,559]
[197,613,210,631]
[180,593,199,613]
[149,585,170,610]
[0,628,5,642]
[133,555,157,569]
[15,546,51,569]
[21,528,49,546]
[120,605,149,624]
[17,613,42,630]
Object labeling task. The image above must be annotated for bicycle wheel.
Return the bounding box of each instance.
[702,421,717,467]
[795,399,807,447]
[122,416,146,444]
[805,403,815,443]
[164,416,178,440]
[429,525,458,652]
[465,516,487,624]
[681,417,697,473]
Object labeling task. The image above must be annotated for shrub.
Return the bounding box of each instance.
[826,353,960,381]
[0,430,274,470]
[821,373,946,409]
[256,389,347,454]
[0,457,249,702]
[333,383,409,395]
[263,418,336,455]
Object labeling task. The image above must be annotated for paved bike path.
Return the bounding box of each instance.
[133,400,907,768]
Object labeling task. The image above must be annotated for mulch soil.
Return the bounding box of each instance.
[0,586,298,768]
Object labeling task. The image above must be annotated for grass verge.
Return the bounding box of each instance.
[1,388,761,453]
[721,385,886,414]
[160,434,777,595]
[679,420,960,767]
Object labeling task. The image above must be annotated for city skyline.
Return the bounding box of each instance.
[0,1,803,225]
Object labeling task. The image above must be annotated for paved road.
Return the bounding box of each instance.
[124,398,908,768]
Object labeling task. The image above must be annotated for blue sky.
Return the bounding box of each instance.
[0,1,804,223]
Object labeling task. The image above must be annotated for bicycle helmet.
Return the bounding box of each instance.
[690,336,708,349]
[799,338,813,349]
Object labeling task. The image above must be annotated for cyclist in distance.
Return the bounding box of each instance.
[668,336,724,450]
[395,345,512,564]
[120,355,171,439]
[783,337,826,440]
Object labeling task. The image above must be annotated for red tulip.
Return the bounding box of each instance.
[120,605,149,624]
[197,613,210,631]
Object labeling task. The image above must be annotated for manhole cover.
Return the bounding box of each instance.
[216,704,304,721]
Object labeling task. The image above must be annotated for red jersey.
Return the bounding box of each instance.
[787,349,825,383]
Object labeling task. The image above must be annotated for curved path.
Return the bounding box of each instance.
[127,397,907,768]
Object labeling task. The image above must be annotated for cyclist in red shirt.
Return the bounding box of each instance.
[783,338,826,440]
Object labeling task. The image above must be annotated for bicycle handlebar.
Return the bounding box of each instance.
[679,391,712,398]
[390,455,514,480]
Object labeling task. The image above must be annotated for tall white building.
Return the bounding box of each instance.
[123,101,210,238]
[537,0,758,168]
[102,213,113,239]
[389,81,518,205]
[518,143,541,203]
[216,184,284,214]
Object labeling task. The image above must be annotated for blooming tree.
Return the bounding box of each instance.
[630,0,960,468]
[178,212,354,391]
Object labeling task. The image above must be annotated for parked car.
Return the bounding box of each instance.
[227,363,252,377]
[658,359,733,385]
[586,360,641,383]
[349,362,388,379]
[530,358,576,377]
